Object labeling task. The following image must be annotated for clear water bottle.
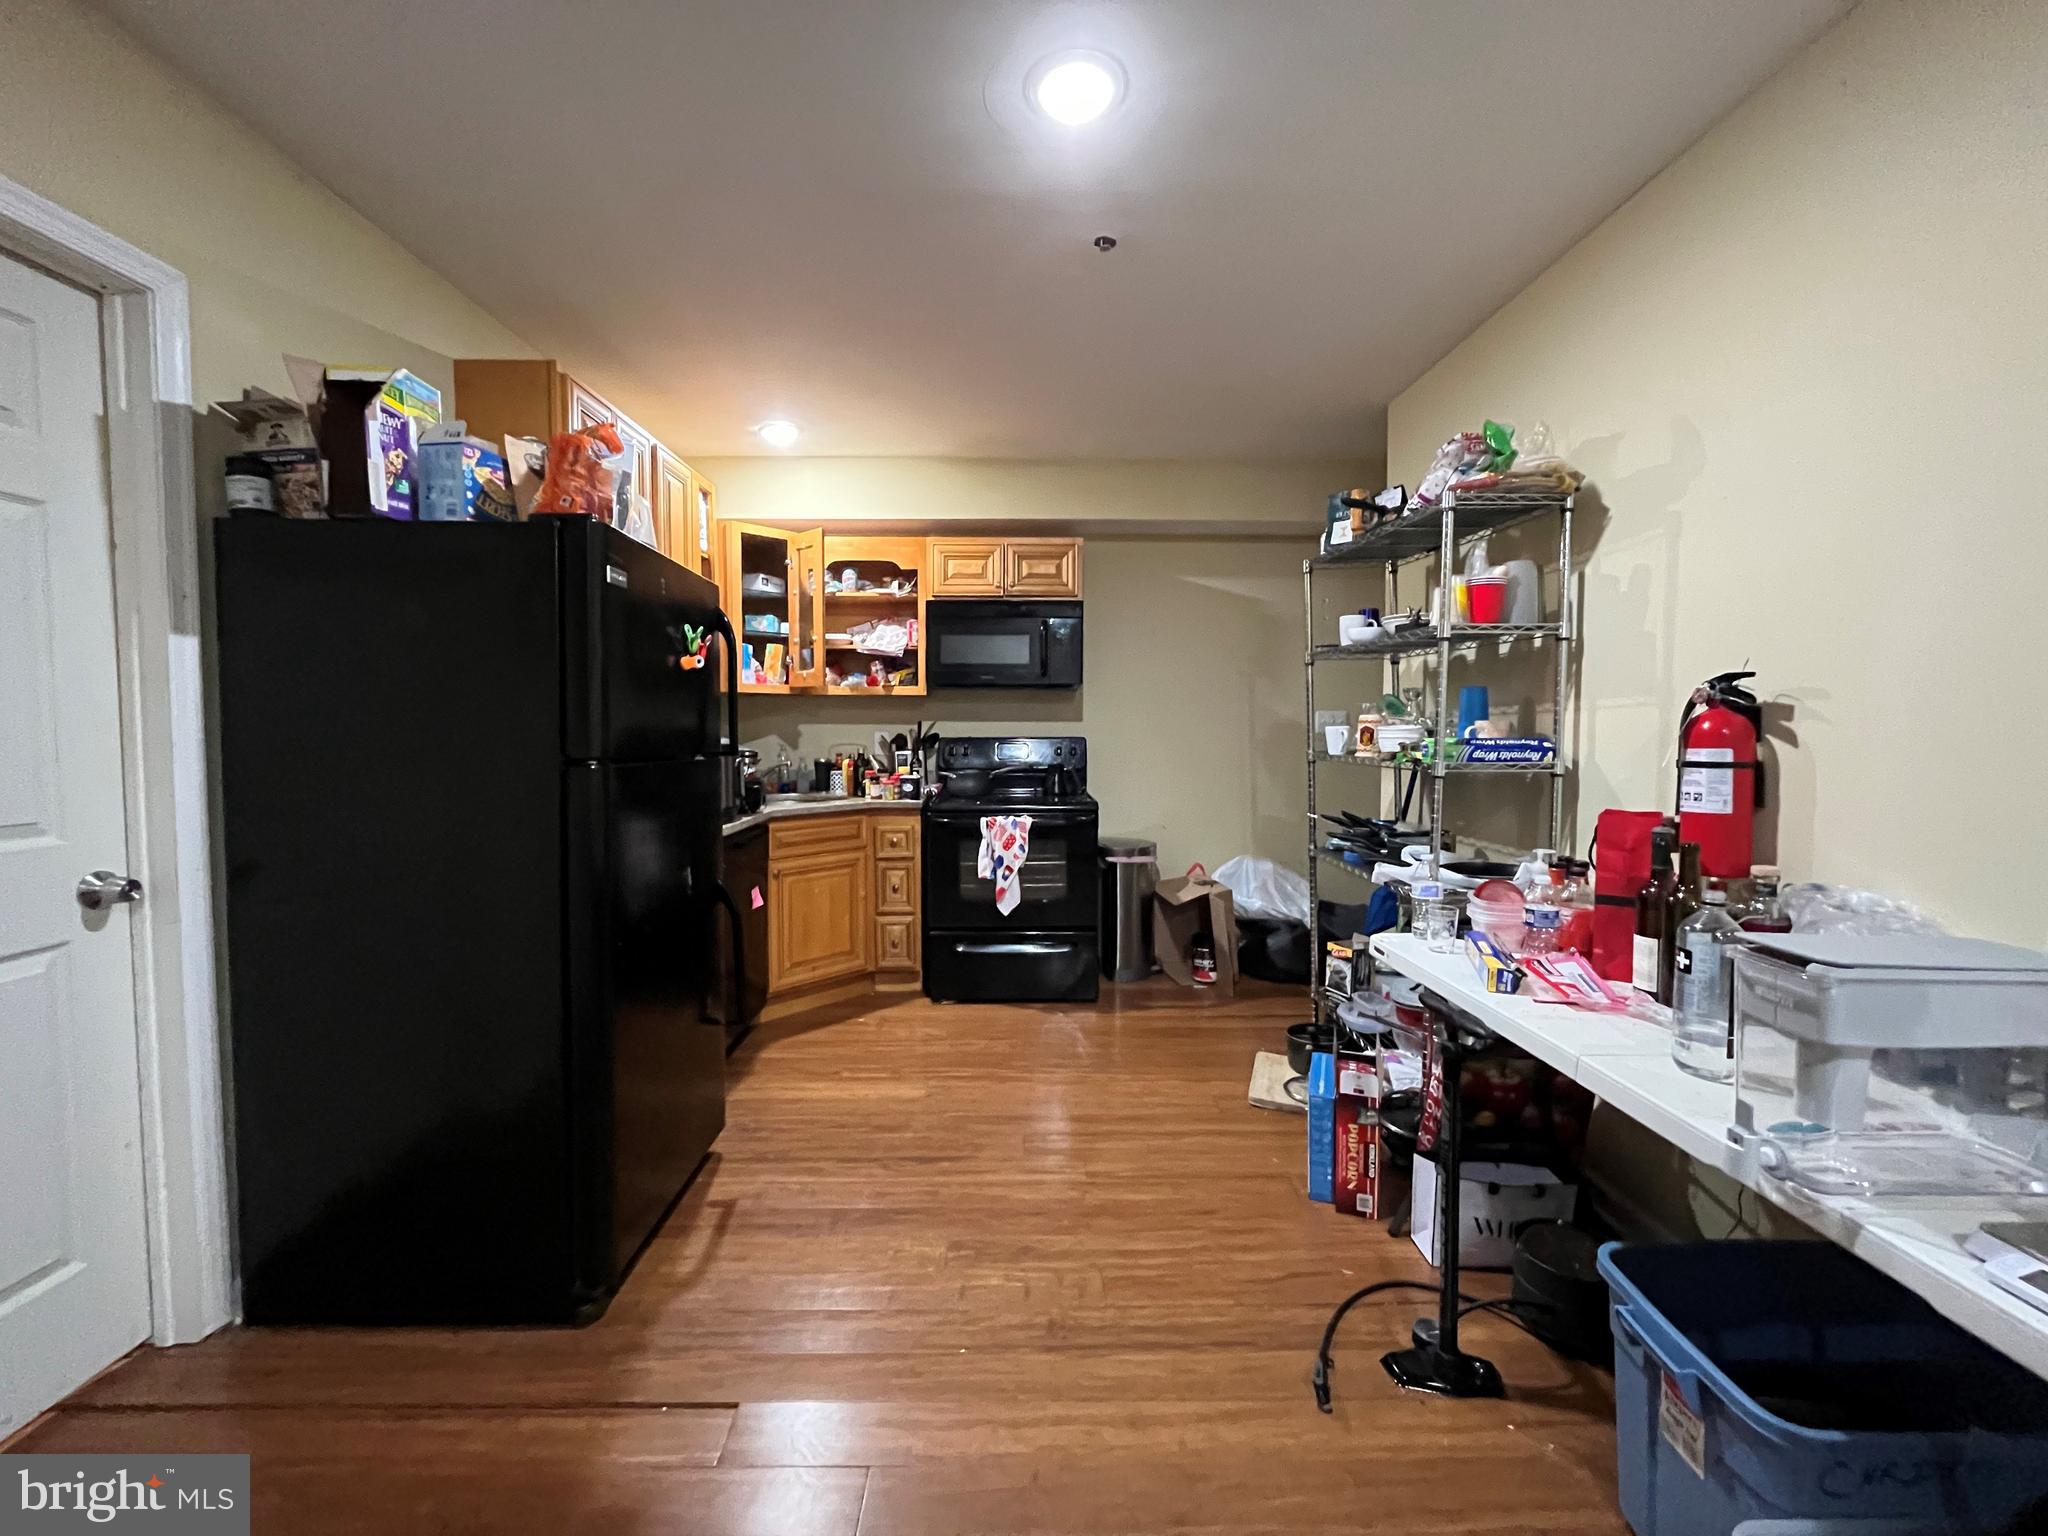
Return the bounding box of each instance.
[1671,882,1742,1082]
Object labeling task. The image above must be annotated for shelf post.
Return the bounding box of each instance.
[1550,493,1575,851]
[1303,556,1321,1029]
[1429,493,1457,876]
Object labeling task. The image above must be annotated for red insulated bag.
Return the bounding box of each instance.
[1591,809,1666,983]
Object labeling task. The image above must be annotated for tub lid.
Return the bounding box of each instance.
[1748,933,2048,978]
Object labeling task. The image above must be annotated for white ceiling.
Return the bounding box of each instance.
[98,0,1851,459]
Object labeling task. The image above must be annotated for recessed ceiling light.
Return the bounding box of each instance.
[754,419,800,449]
[1028,50,1123,126]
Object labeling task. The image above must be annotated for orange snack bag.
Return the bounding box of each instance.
[530,421,626,520]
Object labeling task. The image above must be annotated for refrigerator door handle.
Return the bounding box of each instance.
[710,879,745,1027]
[713,609,741,756]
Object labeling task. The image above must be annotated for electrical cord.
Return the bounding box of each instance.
[1457,1296,1547,1337]
[1312,1280,1480,1412]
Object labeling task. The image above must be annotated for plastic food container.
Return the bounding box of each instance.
[1600,1240,2048,1536]
[1465,898,1525,951]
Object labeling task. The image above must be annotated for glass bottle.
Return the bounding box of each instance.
[1672,883,1742,1081]
[1633,824,1678,997]
[1735,864,1792,933]
[1658,841,1703,1007]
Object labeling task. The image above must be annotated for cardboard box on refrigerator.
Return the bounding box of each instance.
[299,358,441,519]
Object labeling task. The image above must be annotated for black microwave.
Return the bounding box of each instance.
[926,600,1082,689]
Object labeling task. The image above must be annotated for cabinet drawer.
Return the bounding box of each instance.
[875,860,915,915]
[873,820,916,858]
[876,916,918,972]
[771,813,866,860]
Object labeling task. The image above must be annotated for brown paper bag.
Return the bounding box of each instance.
[1152,865,1240,998]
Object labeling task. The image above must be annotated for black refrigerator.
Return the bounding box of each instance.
[213,515,740,1325]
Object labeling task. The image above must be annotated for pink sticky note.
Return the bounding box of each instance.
[750,885,764,910]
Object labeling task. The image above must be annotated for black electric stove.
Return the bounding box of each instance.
[922,737,1100,1002]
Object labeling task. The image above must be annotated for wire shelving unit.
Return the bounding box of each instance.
[1303,488,1577,1025]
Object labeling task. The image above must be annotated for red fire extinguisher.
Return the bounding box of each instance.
[1676,671,1765,882]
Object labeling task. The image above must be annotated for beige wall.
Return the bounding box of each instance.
[695,457,1378,534]
[1387,0,2048,945]
[0,0,531,416]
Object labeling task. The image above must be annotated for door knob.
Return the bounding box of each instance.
[76,870,143,911]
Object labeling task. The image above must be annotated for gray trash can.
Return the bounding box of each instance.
[1099,836,1159,981]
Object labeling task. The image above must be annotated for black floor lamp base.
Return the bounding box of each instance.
[1380,1341,1505,1398]
[1382,1317,1504,1398]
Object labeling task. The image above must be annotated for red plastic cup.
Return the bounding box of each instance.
[1467,574,1507,624]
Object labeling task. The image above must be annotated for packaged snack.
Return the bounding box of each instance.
[530,422,626,520]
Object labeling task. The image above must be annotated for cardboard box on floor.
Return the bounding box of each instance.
[1152,866,1240,998]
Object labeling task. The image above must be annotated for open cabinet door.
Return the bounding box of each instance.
[720,521,795,694]
[787,529,824,691]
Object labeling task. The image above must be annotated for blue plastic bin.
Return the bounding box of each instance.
[1598,1241,2048,1536]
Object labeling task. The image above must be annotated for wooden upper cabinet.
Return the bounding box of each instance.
[692,471,718,573]
[1005,539,1082,597]
[654,449,691,567]
[453,359,560,444]
[928,537,1082,598]
[929,538,1005,597]
[561,376,613,435]
[453,358,684,559]
[787,529,824,691]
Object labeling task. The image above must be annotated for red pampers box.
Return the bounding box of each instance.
[1332,1049,1382,1218]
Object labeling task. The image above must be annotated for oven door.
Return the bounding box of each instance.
[922,807,1098,931]
[927,601,1081,689]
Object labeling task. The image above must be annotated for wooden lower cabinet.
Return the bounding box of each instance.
[769,847,868,991]
[765,811,919,1010]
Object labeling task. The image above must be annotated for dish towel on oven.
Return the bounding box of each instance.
[977,814,1032,916]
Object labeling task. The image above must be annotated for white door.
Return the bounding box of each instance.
[0,253,152,1435]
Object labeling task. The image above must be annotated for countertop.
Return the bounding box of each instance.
[1369,931,2048,1382]
[722,796,921,837]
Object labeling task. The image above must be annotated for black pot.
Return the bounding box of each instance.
[1285,1020,1333,1075]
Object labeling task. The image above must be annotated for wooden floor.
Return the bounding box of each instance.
[21,980,1625,1534]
